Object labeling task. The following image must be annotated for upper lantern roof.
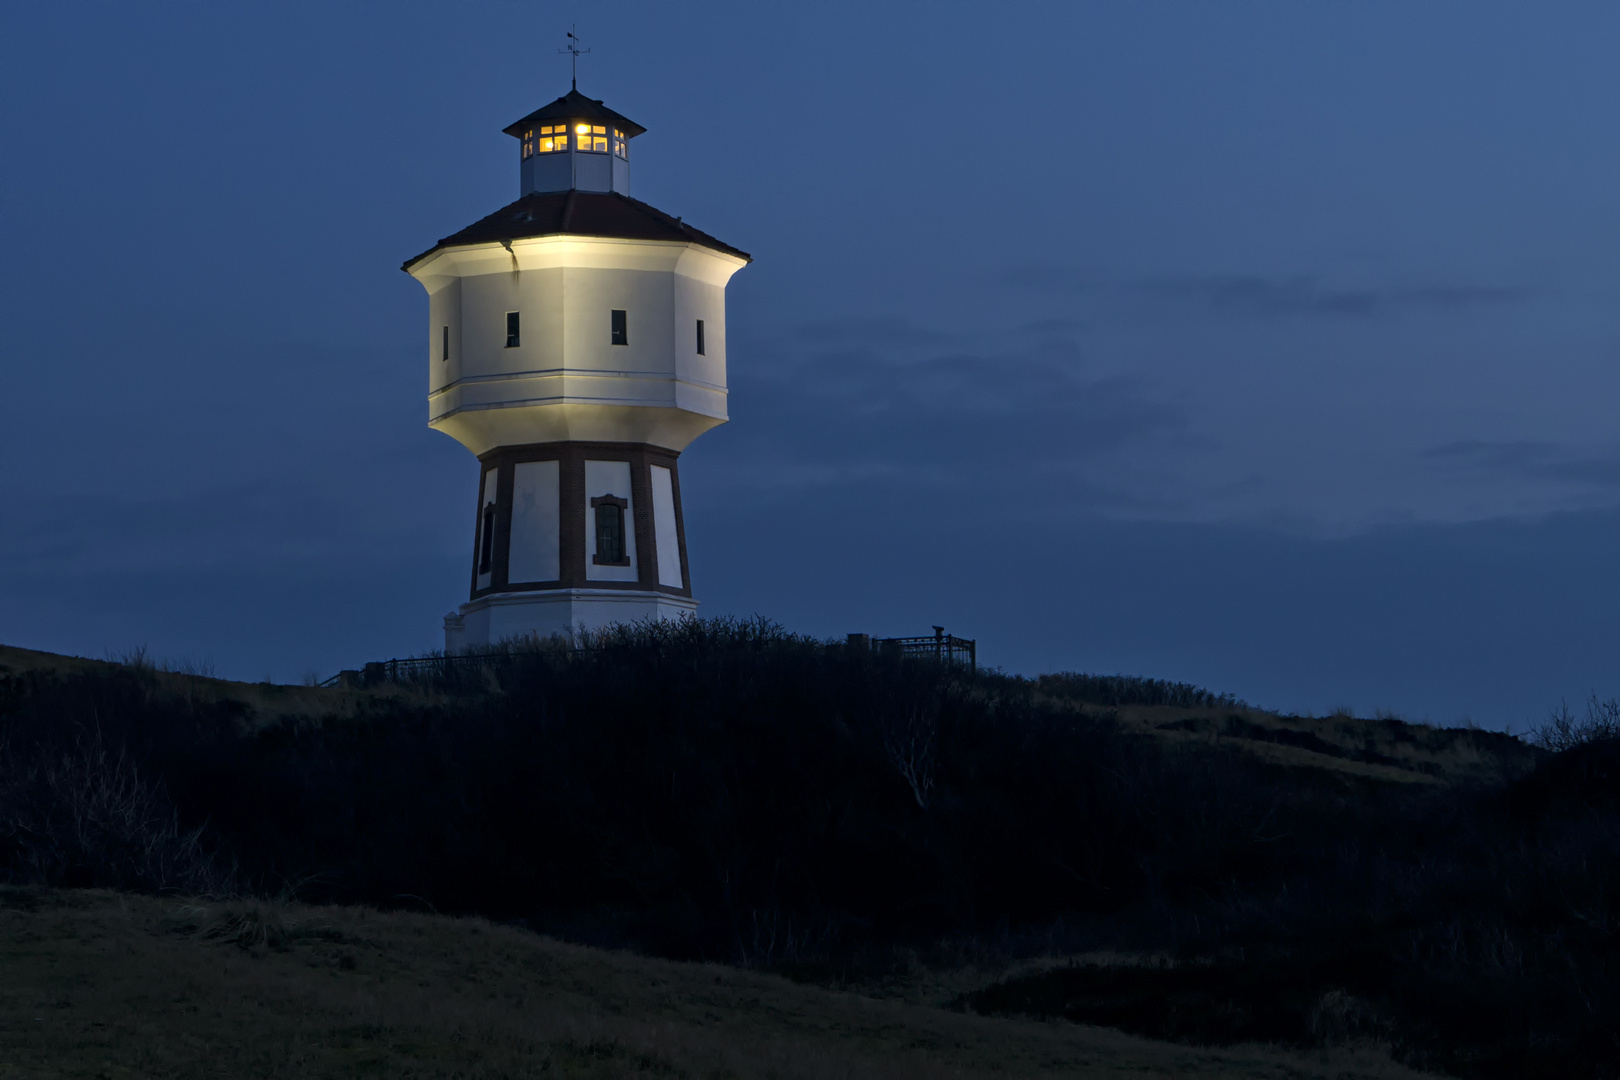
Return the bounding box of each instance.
[404,84,748,269]
[502,88,646,140]
[400,190,751,273]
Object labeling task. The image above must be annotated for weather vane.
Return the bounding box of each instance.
[560,26,590,90]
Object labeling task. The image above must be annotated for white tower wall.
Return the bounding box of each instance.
[415,237,743,456]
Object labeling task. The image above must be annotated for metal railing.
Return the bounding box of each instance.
[852,626,976,671]
[318,654,497,689]
[322,625,977,688]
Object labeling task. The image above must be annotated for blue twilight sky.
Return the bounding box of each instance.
[2,2,1618,727]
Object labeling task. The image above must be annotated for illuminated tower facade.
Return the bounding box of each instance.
[403,88,750,650]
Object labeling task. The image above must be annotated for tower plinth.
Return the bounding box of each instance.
[404,88,750,650]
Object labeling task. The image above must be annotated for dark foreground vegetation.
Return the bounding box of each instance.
[1,620,1616,1078]
[0,887,1421,1079]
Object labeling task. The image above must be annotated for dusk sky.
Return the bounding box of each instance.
[4,2,1618,728]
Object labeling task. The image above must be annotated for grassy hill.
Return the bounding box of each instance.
[0,640,1535,787]
[1,623,1612,1077]
[0,885,1436,1079]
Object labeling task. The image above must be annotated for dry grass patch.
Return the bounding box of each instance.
[1097,703,1536,786]
[0,887,1440,1079]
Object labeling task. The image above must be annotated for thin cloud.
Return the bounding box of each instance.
[1008,267,1534,319]
[1137,275,1532,318]
[1425,440,1558,466]
[1426,439,1620,489]
[785,317,954,347]
[0,480,446,574]
[713,321,1190,514]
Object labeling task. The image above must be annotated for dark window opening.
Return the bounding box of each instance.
[478,501,497,574]
[696,319,705,355]
[595,504,623,563]
[591,495,629,565]
[610,309,628,346]
[441,325,450,362]
[505,311,520,348]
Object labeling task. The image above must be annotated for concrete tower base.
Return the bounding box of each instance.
[444,589,700,652]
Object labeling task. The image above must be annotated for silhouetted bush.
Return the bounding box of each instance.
[0,668,238,895]
[1529,695,1620,752]
[1036,671,1243,709]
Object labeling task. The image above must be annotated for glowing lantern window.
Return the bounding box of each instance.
[536,124,568,153]
[575,122,609,153]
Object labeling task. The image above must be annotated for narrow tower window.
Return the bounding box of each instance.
[591,495,629,565]
[610,309,628,346]
[441,325,450,362]
[613,128,627,159]
[695,319,705,356]
[505,311,520,348]
[478,500,497,574]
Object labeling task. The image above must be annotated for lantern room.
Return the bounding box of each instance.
[504,87,644,197]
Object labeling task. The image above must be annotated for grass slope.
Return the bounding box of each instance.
[0,642,1533,787]
[0,887,1437,1079]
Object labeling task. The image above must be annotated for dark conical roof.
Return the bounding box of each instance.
[502,88,646,139]
[401,190,751,272]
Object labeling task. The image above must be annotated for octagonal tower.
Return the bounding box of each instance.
[403,87,750,651]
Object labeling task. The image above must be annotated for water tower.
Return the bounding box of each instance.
[403,86,750,651]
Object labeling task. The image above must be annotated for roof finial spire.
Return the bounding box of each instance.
[560,25,590,90]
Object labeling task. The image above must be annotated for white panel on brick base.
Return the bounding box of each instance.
[650,464,683,588]
[508,459,560,583]
[584,459,637,582]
